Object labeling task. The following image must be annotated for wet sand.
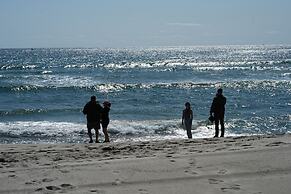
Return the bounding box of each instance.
[1,134,291,194]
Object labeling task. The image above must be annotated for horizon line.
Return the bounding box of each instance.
[0,43,290,50]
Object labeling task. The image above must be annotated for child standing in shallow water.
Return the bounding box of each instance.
[182,102,193,139]
[101,101,111,142]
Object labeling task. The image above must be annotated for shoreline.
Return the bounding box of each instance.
[1,134,291,193]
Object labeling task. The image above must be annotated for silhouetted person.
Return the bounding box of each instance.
[101,101,111,142]
[182,102,193,139]
[210,88,226,137]
[83,96,103,143]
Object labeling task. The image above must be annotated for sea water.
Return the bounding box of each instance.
[0,45,290,144]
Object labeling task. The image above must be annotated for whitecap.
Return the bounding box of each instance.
[41,70,52,74]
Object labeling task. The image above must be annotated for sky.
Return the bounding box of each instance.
[0,0,291,48]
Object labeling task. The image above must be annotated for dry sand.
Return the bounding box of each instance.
[1,134,291,194]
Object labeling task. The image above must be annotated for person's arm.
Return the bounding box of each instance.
[210,98,215,115]
[99,105,104,121]
[82,104,88,115]
[190,110,193,120]
[182,110,185,125]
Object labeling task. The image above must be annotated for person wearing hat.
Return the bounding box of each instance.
[83,96,103,143]
[210,88,227,137]
[182,102,193,139]
[101,101,111,142]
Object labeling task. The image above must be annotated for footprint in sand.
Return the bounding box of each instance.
[218,169,227,175]
[35,188,43,192]
[60,183,75,189]
[42,178,54,183]
[221,184,241,192]
[46,185,62,191]
[26,179,41,185]
[208,178,224,184]
[89,189,106,193]
[45,184,74,191]
[241,144,252,147]
[214,147,225,151]
[138,188,149,194]
[266,142,287,147]
[189,170,198,175]
[112,179,122,185]
[188,158,196,167]
[60,169,70,173]
[184,168,198,175]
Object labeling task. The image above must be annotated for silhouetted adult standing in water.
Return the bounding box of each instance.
[83,96,103,143]
[210,88,227,137]
[101,101,111,142]
[182,102,193,139]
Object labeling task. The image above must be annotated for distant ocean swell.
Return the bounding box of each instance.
[1,80,290,92]
[0,108,79,116]
[1,60,290,70]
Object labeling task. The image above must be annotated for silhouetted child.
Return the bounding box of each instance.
[182,102,193,139]
[101,101,111,142]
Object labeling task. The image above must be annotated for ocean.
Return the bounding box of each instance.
[0,45,290,144]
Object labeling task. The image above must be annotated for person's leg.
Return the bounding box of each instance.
[87,124,93,143]
[92,122,100,143]
[185,120,192,139]
[102,127,110,142]
[187,128,192,139]
[214,117,219,137]
[94,128,99,143]
[220,117,225,137]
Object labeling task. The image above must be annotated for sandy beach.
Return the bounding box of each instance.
[1,134,291,194]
